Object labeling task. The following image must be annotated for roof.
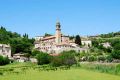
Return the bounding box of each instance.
[0,44,10,48]
[13,53,25,56]
[42,36,56,40]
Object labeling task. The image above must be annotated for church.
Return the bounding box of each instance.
[34,21,90,54]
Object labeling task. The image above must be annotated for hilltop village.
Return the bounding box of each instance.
[0,22,120,63]
[34,21,91,54]
[0,22,92,61]
[0,22,92,62]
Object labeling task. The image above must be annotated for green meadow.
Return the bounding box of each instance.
[0,62,120,80]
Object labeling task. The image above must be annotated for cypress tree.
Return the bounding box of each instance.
[75,35,81,45]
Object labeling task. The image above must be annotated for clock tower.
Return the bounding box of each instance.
[55,21,61,44]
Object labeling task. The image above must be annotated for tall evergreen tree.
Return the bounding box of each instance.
[75,35,81,45]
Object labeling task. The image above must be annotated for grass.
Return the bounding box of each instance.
[0,62,120,80]
[1,68,120,80]
[80,62,120,75]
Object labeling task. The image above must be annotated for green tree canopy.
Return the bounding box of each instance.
[75,35,81,45]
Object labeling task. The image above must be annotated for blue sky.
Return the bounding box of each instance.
[0,0,120,38]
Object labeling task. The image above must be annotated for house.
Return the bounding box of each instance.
[0,44,11,58]
[13,53,27,62]
[81,40,92,47]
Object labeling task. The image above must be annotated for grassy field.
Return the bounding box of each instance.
[80,62,120,75]
[0,62,120,80]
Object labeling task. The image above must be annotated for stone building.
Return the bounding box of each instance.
[0,44,11,58]
[34,22,90,54]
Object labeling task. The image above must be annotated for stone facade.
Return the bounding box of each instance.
[34,22,90,54]
[0,44,11,58]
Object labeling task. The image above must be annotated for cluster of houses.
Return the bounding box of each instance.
[0,44,35,62]
[0,21,112,63]
[34,21,92,54]
[0,22,92,62]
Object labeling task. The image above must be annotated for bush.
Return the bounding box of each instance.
[50,50,77,67]
[111,50,120,59]
[0,55,4,65]
[0,55,10,65]
[50,56,62,67]
[3,57,10,64]
[32,50,40,56]
[106,55,113,62]
[59,50,77,66]
[88,56,96,62]
[97,56,106,62]
[36,52,51,65]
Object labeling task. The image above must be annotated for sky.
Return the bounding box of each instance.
[0,0,120,38]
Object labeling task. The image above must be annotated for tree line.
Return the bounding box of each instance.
[0,26,35,55]
[100,31,120,38]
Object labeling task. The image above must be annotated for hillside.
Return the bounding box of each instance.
[0,26,34,55]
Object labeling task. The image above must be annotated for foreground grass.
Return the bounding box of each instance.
[0,64,120,80]
[1,68,120,80]
[80,62,120,75]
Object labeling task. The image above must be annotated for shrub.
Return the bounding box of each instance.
[50,56,62,67]
[0,55,10,65]
[36,52,51,65]
[32,50,40,56]
[106,55,113,62]
[88,56,96,62]
[59,50,77,66]
[111,50,120,59]
[50,50,77,67]
[0,55,4,65]
[3,57,10,64]
[97,56,106,62]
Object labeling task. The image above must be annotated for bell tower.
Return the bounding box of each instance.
[55,21,61,44]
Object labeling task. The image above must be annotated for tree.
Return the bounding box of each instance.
[92,39,99,47]
[59,50,77,66]
[75,35,81,45]
[69,35,75,40]
[10,37,34,54]
[32,50,40,56]
[106,55,113,62]
[24,53,31,60]
[50,50,77,67]
[50,56,62,67]
[97,56,106,62]
[23,33,28,39]
[0,26,34,55]
[44,33,52,37]
[88,56,96,62]
[111,50,120,59]
[110,39,120,50]
[36,52,51,65]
